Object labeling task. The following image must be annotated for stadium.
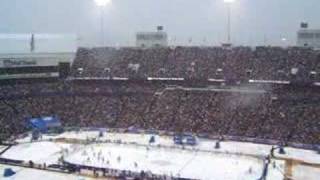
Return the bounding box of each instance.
[1,0,320,180]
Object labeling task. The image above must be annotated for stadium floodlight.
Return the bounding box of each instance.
[94,0,112,46]
[94,0,111,7]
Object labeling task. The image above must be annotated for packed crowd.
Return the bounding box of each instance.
[71,46,320,81]
[0,80,319,146]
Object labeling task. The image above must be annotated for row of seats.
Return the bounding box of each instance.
[0,81,319,146]
[71,46,320,81]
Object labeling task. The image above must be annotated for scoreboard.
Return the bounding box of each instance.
[297,29,320,49]
[136,31,168,48]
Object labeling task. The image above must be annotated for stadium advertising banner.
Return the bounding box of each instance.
[2,58,37,67]
[0,72,59,80]
[0,53,72,79]
[29,116,61,132]
[0,53,74,68]
[0,33,76,68]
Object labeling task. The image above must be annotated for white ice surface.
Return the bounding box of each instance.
[266,160,285,180]
[56,131,319,164]
[65,143,264,180]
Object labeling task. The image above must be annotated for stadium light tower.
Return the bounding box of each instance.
[94,0,112,46]
[224,0,235,44]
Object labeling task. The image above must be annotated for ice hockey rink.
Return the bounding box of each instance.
[1,130,319,180]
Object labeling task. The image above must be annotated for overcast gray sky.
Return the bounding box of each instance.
[0,0,319,47]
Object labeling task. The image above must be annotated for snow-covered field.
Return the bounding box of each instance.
[1,141,71,164]
[0,145,7,152]
[1,130,319,180]
[0,164,95,180]
[293,165,320,180]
